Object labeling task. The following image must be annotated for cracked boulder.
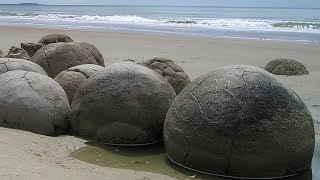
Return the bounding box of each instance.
[39,34,73,45]
[55,64,105,104]
[265,58,309,76]
[70,62,176,145]
[21,42,44,58]
[76,42,105,67]
[0,58,47,76]
[0,70,70,136]
[31,42,99,78]
[6,46,30,60]
[138,57,190,94]
[164,65,314,178]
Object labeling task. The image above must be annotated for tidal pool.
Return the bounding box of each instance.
[72,134,319,180]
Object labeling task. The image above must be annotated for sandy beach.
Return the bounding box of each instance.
[0,26,319,179]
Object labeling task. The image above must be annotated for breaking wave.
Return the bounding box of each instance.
[0,12,320,33]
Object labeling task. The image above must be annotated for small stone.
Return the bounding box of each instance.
[6,46,30,60]
[21,43,44,58]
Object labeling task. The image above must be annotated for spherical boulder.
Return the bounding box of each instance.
[31,42,100,78]
[164,65,314,178]
[54,64,105,103]
[39,34,73,45]
[70,62,176,145]
[0,70,70,136]
[265,58,309,76]
[21,42,44,57]
[76,42,105,67]
[0,58,47,76]
[138,57,190,94]
[6,46,30,60]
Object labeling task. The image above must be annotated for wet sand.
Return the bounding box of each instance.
[0,26,319,179]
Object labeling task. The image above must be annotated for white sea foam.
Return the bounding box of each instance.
[0,13,320,34]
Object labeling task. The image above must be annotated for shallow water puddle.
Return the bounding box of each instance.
[72,135,319,180]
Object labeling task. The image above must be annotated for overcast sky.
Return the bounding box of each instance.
[2,0,320,8]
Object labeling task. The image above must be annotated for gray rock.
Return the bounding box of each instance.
[0,50,4,58]
[123,59,136,62]
[0,70,70,136]
[21,43,44,58]
[6,46,30,60]
[0,58,47,76]
[31,42,100,78]
[265,58,309,76]
[164,65,314,178]
[55,64,105,104]
[70,62,176,145]
[76,42,105,67]
[138,57,190,94]
[39,34,73,45]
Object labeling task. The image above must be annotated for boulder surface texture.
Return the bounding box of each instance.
[76,42,105,67]
[31,42,100,78]
[55,64,105,103]
[0,70,70,136]
[138,57,190,94]
[70,62,176,145]
[39,34,73,45]
[265,58,309,75]
[0,58,47,76]
[164,65,315,178]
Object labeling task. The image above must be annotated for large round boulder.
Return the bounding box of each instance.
[0,58,47,75]
[55,64,105,103]
[0,70,70,136]
[138,57,190,94]
[21,43,44,58]
[70,62,176,145]
[6,46,30,60]
[76,42,105,67]
[164,65,314,178]
[31,42,100,78]
[265,58,309,75]
[39,34,73,45]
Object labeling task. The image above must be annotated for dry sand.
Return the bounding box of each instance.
[0,26,319,179]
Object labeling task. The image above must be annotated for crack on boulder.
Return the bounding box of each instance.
[71,69,91,79]
[43,47,54,77]
[225,69,248,174]
[23,73,54,101]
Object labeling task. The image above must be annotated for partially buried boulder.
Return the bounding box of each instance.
[55,64,105,103]
[6,46,30,60]
[31,42,101,78]
[164,65,314,178]
[0,58,47,76]
[21,42,44,58]
[70,62,176,145]
[76,42,105,67]
[39,34,73,45]
[0,70,70,136]
[138,57,190,94]
[265,58,309,76]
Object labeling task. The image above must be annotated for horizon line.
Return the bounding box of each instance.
[0,3,319,9]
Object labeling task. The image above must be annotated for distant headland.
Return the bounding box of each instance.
[0,3,43,6]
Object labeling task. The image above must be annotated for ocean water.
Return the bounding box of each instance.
[0,5,320,43]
